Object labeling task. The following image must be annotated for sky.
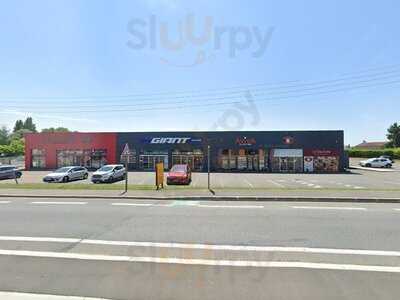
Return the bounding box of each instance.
[0,0,399,145]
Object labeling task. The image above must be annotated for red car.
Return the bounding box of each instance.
[167,164,192,185]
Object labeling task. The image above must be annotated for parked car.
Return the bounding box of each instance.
[167,164,192,185]
[359,158,392,168]
[379,155,395,163]
[0,165,22,180]
[91,164,126,183]
[43,166,89,183]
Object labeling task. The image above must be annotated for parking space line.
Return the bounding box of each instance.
[0,201,11,204]
[244,179,254,188]
[268,180,285,188]
[291,206,367,211]
[31,202,88,205]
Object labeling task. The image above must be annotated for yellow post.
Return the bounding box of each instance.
[155,162,164,190]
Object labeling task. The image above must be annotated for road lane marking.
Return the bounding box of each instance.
[394,209,400,211]
[111,203,153,207]
[0,236,400,257]
[0,291,112,300]
[0,201,11,204]
[31,201,88,205]
[198,205,264,209]
[0,249,399,273]
[291,206,367,211]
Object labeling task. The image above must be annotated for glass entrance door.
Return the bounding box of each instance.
[139,155,168,170]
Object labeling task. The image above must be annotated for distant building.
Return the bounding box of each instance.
[354,140,387,150]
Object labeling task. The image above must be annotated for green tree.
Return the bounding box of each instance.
[0,126,9,145]
[387,122,400,148]
[23,117,37,132]
[41,127,70,133]
[0,139,24,156]
[13,120,24,132]
[9,129,33,141]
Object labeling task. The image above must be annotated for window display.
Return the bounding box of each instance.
[218,149,268,171]
[172,149,203,171]
[31,149,46,168]
[271,149,303,173]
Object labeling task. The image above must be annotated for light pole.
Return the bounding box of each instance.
[207,145,211,191]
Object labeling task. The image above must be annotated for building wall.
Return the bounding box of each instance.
[116,131,345,172]
[25,132,117,170]
[24,130,345,172]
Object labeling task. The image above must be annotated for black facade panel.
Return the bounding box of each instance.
[116,130,345,173]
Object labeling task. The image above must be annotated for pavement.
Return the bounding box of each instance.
[0,197,399,299]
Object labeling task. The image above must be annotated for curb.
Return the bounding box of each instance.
[1,194,400,203]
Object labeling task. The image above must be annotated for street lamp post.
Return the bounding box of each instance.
[207,145,211,191]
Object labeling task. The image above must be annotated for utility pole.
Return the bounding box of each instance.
[207,145,211,191]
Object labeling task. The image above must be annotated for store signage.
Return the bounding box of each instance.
[283,136,294,145]
[236,137,256,146]
[142,137,202,144]
[305,149,339,156]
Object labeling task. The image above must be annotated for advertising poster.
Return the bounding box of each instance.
[304,156,314,173]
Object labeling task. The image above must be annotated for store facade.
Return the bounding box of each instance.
[25,130,345,173]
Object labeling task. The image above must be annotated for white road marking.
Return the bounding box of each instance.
[268,180,285,188]
[0,291,111,300]
[394,208,400,211]
[313,185,322,189]
[0,249,399,273]
[111,203,153,207]
[0,201,11,204]
[292,206,367,211]
[0,236,399,257]
[244,179,254,188]
[197,205,264,209]
[31,201,88,205]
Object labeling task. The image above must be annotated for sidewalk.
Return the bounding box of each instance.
[1,188,400,202]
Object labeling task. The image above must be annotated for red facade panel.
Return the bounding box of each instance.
[25,132,117,170]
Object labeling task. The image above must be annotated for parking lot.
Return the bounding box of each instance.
[1,164,399,191]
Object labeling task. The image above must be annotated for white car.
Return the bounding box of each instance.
[43,166,89,183]
[91,164,126,183]
[359,158,393,168]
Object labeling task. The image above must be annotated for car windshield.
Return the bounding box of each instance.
[54,167,71,173]
[98,166,114,172]
[171,165,186,173]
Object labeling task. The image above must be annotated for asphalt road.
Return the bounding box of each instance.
[0,197,400,299]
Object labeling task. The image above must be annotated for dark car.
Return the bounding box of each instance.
[167,164,192,185]
[0,165,22,180]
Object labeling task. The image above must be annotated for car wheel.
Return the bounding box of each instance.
[387,164,392,168]
[63,176,69,183]
[83,173,88,179]
[365,163,371,168]
[108,176,114,183]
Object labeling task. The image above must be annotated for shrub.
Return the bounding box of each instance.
[346,148,400,159]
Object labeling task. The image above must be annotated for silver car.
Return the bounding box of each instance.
[43,166,89,183]
[91,164,126,183]
[0,165,22,180]
[359,158,392,168]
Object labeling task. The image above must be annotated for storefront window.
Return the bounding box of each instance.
[172,149,204,171]
[271,149,303,173]
[31,149,46,168]
[139,150,168,170]
[218,149,268,171]
[56,149,107,169]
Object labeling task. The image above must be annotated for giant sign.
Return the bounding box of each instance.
[142,137,202,144]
